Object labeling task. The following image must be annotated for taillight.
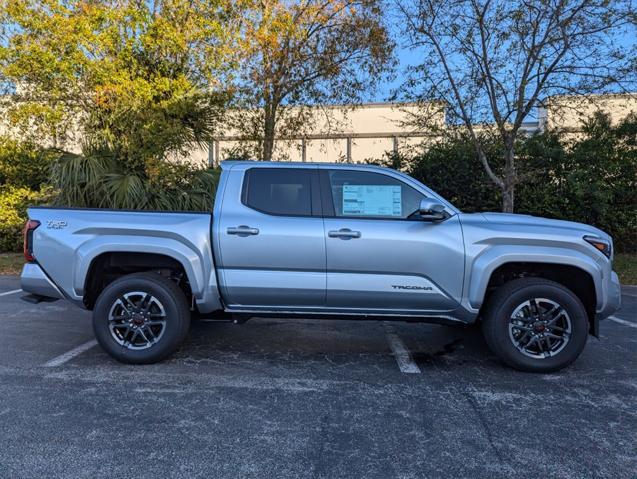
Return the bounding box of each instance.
[23,219,40,262]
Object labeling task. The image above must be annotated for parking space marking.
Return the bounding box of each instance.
[609,315,637,329]
[0,289,22,297]
[384,323,421,374]
[44,340,98,367]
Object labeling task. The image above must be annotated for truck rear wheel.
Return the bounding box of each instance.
[482,278,589,373]
[92,272,191,364]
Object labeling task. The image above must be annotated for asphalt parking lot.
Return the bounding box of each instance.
[0,275,635,479]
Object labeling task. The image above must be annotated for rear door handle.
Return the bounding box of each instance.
[328,228,361,239]
[227,225,260,236]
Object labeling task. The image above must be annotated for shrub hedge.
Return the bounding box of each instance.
[0,137,221,253]
[381,112,637,252]
[0,186,53,252]
[0,137,57,252]
[0,112,635,253]
[0,136,58,190]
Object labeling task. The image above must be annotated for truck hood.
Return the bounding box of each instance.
[476,212,610,241]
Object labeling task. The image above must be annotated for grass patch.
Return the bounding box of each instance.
[615,253,637,286]
[0,253,23,275]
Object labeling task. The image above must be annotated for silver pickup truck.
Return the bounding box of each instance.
[20,161,621,372]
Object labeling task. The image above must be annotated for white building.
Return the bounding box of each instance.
[2,94,636,165]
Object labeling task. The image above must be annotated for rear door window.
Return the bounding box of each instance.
[242,168,313,216]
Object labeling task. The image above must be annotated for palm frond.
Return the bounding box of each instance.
[51,151,114,207]
[99,173,149,210]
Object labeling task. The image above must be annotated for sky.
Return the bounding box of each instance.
[369,9,637,105]
[374,45,415,103]
[372,19,414,103]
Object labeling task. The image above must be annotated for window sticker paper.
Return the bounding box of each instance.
[342,185,402,216]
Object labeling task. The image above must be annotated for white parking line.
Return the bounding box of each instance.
[44,340,98,367]
[384,323,421,374]
[609,316,637,329]
[0,289,22,297]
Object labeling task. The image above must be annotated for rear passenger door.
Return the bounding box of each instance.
[216,166,326,309]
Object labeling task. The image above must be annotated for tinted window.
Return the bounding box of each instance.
[326,170,424,219]
[244,168,312,216]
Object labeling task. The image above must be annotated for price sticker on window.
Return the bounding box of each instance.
[342,185,402,216]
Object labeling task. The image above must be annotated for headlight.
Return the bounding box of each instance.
[583,235,612,258]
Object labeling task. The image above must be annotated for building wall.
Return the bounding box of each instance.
[543,93,637,131]
[211,94,637,165]
[211,102,445,165]
[2,93,636,165]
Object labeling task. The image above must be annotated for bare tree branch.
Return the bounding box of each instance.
[398,0,635,211]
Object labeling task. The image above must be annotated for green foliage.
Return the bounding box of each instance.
[230,0,393,160]
[85,86,228,171]
[403,113,637,252]
[0,0,233,227]
[405,132,503,212]
[0,0,235,147]
[145,161,221,211]
[399,0,631,212]
[549,113,637,252]
[51,150,219,211]
[0,186,53,252]
[0,0,234,220]
[0,138,58,252]
[0,140,220,253]
[0,136,58,189]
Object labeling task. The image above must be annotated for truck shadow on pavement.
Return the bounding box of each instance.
[167,318,489,376]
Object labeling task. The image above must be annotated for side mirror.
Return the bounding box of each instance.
[419,198,447,221]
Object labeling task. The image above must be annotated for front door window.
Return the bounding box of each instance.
[325,170,424,220]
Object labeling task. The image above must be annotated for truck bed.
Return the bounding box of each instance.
[25,206,219,312]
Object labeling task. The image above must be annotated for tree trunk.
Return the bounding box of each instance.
[502,184,514,213]
[501,144,516,213]
[261,104,277,161]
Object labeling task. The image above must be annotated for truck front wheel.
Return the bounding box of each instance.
[482,278,589,373]
[92,272,191,364]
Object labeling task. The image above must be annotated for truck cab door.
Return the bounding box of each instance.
[215,166,326,309]
[320,168,465,314]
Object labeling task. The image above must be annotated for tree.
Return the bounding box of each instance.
[402,111,637,250]
[398,0,635,212]
[0,0,235,153]
[229,0,393,161]
[0,0,237,209]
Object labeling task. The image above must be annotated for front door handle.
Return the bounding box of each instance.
[328,228,361,240]
[227,225,260,236]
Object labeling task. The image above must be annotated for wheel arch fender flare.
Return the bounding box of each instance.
[74,236,210,302]
[466,246,602,310]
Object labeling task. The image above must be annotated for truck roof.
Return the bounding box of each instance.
[220,160,390,172]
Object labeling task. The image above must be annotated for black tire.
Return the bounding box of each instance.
[93,272,191,364]
[482,278,589,373]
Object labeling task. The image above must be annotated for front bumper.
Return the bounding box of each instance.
[597,271,622,320]
[20,263,65,300]
[589,271,621,338]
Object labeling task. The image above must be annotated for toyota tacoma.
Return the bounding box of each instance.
[20,161,621,371]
